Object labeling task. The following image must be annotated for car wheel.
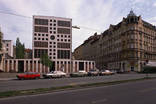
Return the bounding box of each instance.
[62,75,66,78]
[21,78,24,80]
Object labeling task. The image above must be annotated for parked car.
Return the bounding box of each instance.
[70,70,88,77]
[16,72,40,80]
[88,69,99,76]
[99,70,115,76]
[43,71,67,78]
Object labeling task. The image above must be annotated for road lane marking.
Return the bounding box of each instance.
[91,99,107,104]
[139,87,156,93]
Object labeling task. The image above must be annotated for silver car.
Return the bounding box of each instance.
[43,71,67,78]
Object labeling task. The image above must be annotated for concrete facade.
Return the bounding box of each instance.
[2,15,95,73]
[3,59,95,73]
[32,16,72,73]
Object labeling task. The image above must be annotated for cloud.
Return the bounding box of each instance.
[153,2,156,7]
[0,0,155,51]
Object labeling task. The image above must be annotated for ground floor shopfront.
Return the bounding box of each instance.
[2,59,95,73]
[107,60,147,72]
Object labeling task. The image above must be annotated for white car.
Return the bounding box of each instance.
[99,70,115,76]
[70,70,88,77]
[43,71,67,78]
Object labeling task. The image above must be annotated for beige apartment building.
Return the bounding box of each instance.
[2,40,13,57]
[74,10,156,72]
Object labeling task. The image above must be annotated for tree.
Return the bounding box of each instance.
[40,53,53,68]
[16,37,25,59]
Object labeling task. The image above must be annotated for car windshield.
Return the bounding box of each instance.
[49,71,54,73]
[90,69,96,71]
[24,72,35,74]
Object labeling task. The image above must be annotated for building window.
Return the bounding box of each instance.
[57,50,70,59]
[50,35,55,40]
[34,18,48,25]
[34,49,48,58]
[34,26,48,33]
[34,41,48,47]
[57,20,70,27]
[42,34,44,36]
[57,43,70,48]
[57,28,70,34]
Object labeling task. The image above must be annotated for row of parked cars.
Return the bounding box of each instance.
[16,69,115,80]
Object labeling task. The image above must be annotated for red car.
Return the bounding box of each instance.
[16,72,40,80]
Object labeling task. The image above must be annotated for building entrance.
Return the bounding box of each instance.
[18,61,24,73]
[79,62,84,71]
[50,61,55,72]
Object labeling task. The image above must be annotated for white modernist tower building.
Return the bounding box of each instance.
[32,15,72,73]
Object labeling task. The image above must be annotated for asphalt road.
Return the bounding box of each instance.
[0,73,156,92]
[0,78,156,104]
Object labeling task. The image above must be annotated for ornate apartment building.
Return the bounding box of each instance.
[74,10,156,72]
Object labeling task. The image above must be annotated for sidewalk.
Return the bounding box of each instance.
[0,73,17,81]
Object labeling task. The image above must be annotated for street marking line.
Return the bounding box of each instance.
[139,87,156,93]
[91,99,107,104]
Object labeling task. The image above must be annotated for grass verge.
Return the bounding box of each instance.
[0,77,155,98]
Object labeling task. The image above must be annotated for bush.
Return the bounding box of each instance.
[142,66,156,73]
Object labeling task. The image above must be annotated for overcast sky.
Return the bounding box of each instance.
[0,0,156,51]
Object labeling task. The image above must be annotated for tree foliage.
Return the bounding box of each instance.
[16,37,25,59]
[40,53,53,68]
